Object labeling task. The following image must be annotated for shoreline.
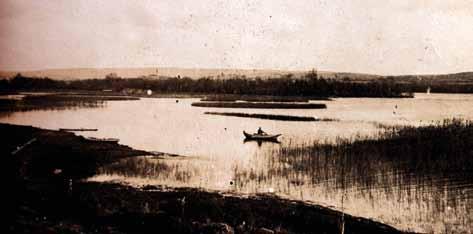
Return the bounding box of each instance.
[1,89,417,99]
[3,123,411,233]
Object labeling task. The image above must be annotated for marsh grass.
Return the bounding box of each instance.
[205,112,339,122]
[0,94,138,112]
[232,119,473,200]
[274,119,473,190]
[201,95,331,102]
[100,157,170,177]
[97,157,194,183]
[192,102,327,109]
[229,119,473,233]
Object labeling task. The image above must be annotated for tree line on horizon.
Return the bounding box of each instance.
[1,72,472,97]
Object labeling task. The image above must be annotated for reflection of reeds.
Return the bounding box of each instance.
[192,102,327,109]
[99,157,169,177]
[98,157,193,183]
[205,112,338,122]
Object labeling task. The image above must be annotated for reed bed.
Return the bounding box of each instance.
[205,112,315,121]
[274,119,473,190]
[0,97,105,112]
[205,111,338,122]
[231,119,473,232]
[97,157,194,183]
[232,119,473,200]
[0,94,138,113]
[201,95,331,102]
[99,157,169,177]
[192,102,327,109]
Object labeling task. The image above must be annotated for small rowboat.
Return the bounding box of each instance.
[243,131,281,141]
[85,137,119,143]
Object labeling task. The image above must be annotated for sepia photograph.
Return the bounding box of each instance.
[2,1,472,233]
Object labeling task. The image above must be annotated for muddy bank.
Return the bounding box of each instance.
[12,180,407,234]
[2,123,148,180]
[3,123,409,234]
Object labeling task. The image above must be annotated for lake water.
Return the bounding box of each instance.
[1,93,472,233]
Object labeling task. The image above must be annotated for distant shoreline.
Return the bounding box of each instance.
[2,66,473,80]
[1,73,422,98]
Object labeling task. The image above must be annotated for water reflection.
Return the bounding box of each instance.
[243,138,281,146]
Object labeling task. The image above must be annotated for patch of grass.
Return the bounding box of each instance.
[205,112,339,122]
[192,102,327,109]
[0,94,139,113]
[201,95,331,102]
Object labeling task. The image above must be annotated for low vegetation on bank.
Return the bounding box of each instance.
[205,112,338,122]
[0,94,138,113]
[201,95,331,102]
[192,102,327,109]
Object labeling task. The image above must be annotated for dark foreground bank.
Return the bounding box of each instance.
[3,123,409,234]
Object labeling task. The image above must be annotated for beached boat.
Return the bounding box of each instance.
[243,131,281,141]
[85,137,119,143]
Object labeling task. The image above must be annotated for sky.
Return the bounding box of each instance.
[1,0,473,75]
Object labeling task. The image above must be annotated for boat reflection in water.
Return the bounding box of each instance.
[243,138,281,146]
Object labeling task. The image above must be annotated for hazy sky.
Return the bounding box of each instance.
[1,0,472,75]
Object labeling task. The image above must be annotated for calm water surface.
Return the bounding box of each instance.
[1,93,472,233]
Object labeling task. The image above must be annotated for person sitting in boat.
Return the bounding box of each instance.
[257,127,266,135]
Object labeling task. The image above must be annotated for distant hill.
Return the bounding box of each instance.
[390,72,473,84]
[0,67,383,80]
